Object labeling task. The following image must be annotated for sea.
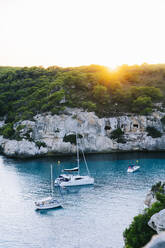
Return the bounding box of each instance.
[0,152,165,248]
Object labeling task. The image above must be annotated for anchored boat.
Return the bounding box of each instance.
[54,133,94,187]
[127,165,140,173]
[35,164,62,210]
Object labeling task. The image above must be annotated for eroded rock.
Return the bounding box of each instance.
[144,191,157,207]
[144,232,165,248]
[148,209,165,233]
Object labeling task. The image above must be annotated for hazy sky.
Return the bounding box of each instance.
[0,0,165,68]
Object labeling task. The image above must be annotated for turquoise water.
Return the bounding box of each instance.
[0,152,165,248]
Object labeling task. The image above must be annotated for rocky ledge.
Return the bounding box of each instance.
[148,209,165,233]
[144,232,165,248]
[1,108,165,158]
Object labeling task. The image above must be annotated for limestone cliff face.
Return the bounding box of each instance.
[0,108,165,158]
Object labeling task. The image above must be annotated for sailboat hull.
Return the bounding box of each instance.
[54,175,94,187]
[35,204,62,210]
[35,197,62,210]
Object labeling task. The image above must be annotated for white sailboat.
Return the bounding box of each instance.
[35,164,62,210]
[54,133,94,187]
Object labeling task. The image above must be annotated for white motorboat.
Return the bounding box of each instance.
[35,165,62,210]
[55,133,94,187]
[127,165,140,173]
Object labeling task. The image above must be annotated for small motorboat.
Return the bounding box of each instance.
[127,165,140,173]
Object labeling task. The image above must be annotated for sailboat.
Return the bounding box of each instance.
[35,164,62,210]
[54,133,94,187]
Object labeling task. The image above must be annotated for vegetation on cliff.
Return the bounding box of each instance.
[0,64,164,125]
[123,181,165,248]
[146,126,162,138]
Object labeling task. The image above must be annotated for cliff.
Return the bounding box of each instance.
[0,108,165,158]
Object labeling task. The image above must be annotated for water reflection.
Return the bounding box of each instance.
[35,206,63,215]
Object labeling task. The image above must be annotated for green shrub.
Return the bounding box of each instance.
[16,124,26,132]
[63,134,83,145]
[35,141,47,148]
[110,128,126,143]
[51,106,65,115]
[161,116,165,125]
[123,201,163,248]
[130,86,162,102]
[146,126,162,138]
[82,101,96,112]
[123,182,165,248]
[111,128,123,139]
[13,133,22,141]
[0,123,15,139]
[0,127,3,136]
[0,122,24,140]
[22,111,34,120]
[132,96,152,113]
[140,107,152,115]
[156,192,165,206]
[151,181,165,194]
[41,104,48,112]
[5,111,15,123]
[24,129,33,141]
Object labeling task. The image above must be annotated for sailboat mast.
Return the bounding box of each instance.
[51,164,54,196]
[76,132,80,175]
[80,142,90,176]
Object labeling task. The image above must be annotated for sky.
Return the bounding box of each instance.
[0,0,165,69]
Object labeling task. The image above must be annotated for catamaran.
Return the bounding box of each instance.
[35,164,62,210]
[54,133,94,187]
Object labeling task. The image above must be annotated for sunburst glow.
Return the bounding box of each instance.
[0,0,165,68]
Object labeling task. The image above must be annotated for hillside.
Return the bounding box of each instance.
[0,64,164,125]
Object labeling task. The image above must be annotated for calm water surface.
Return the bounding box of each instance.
[0,152,165,248]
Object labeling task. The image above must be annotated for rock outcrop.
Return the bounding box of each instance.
[144,191,157,207]
[0,108,165,157]
[144,232,165,248]
[148,209,165,233]
[1,139,48,158]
